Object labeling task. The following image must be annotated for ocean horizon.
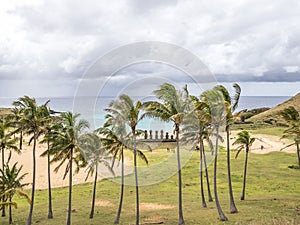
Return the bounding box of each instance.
[0,95,291,131]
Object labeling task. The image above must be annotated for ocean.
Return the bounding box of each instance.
[0,96,291,131]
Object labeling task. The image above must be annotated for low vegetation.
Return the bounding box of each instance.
[0,148,299,225]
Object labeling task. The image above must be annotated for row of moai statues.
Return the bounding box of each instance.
[144,130,174,140]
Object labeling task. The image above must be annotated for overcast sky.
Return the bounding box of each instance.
[1,0,300,99]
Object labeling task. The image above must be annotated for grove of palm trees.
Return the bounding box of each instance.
[0,83,299,225]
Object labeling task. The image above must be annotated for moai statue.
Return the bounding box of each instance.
[165,132,169,140]
[149,130,153,139]
[144,130,148,139]
[160,130,164,139]
[155,130,158,139]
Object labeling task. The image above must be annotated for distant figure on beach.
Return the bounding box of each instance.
[261,145,264,150]
[167,147,170,152]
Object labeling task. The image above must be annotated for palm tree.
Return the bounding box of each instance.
[48,112,89,225]
[6,108,23,150]
[233,130,255,200]
[105,94,147,225]
[0,163,30,224]
[98,120,127,224]
[202,88,228,221]
[0,119,19,217]
[12,96,50,225]
[144,83,190,225]
[213,84,240,213]
[39,105,54,219]
[78,132,114,219]
[280,106,300,168]
[98,114,148,224]
[181,96,211,208]
[202,130,214,202]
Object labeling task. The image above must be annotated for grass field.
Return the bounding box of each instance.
[1,140,299,225]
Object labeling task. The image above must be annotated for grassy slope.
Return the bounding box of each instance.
[2,146,299,225]
[250,92,300,125]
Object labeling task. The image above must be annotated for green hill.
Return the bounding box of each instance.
[250,92,300,125]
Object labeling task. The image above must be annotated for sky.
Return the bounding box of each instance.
[1,0,300,99]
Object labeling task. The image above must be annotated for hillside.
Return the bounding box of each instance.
[250,92,300,125]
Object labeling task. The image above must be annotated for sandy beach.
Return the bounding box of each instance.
[5,132,296,190]
[6,135,127,190]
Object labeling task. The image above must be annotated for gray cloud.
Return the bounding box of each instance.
[0,0,300,97]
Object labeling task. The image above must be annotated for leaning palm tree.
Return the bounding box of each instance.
[0,163,30,224]
[12,96,50,225]
[49,112,89,225]
[78,132,114,219]
[280,106,300,168]
[233,130,255,200]
[0,119,19,217]
[105,94,147,225]
[202,88,228,221]
[144,83,190,225]
[213,84,240,213]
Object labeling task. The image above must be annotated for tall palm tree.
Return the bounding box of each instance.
[0,163,30,224]
[213,84,240,213]
[98,119,127,224]
[144,83,190,225]
[12,96,50,225]
[280,106,300,168]
[202,88,228,221]
[233,130,255,200]
[0,119,19,217]
[78,132,114,219]
[39,105,54,219]
[98,114,148,224]
[105,94,147,225]
[181,96,211,208]
[49,112,89,225]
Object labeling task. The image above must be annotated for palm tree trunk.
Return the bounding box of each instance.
[296,142,300,168]
[199,135,207,208]
[203,149,213,202]
[1,148,6,217]
[47,141,53,219]
[176,129,185,225]
[90,163,98,219]
[214,126,228,221]
[26,133,37,225]
[66,148,73,225]
[19,131,23,150]
[133,131,139,225]
[9,196,12,224]
[114,150,124,224]
[226,125,238,213]
[241,148,249,200]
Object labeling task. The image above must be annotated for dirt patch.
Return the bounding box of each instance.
[140,203,175,211]
[144,215,166,222]
[229,131,295,154]
[94,200,114,207]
